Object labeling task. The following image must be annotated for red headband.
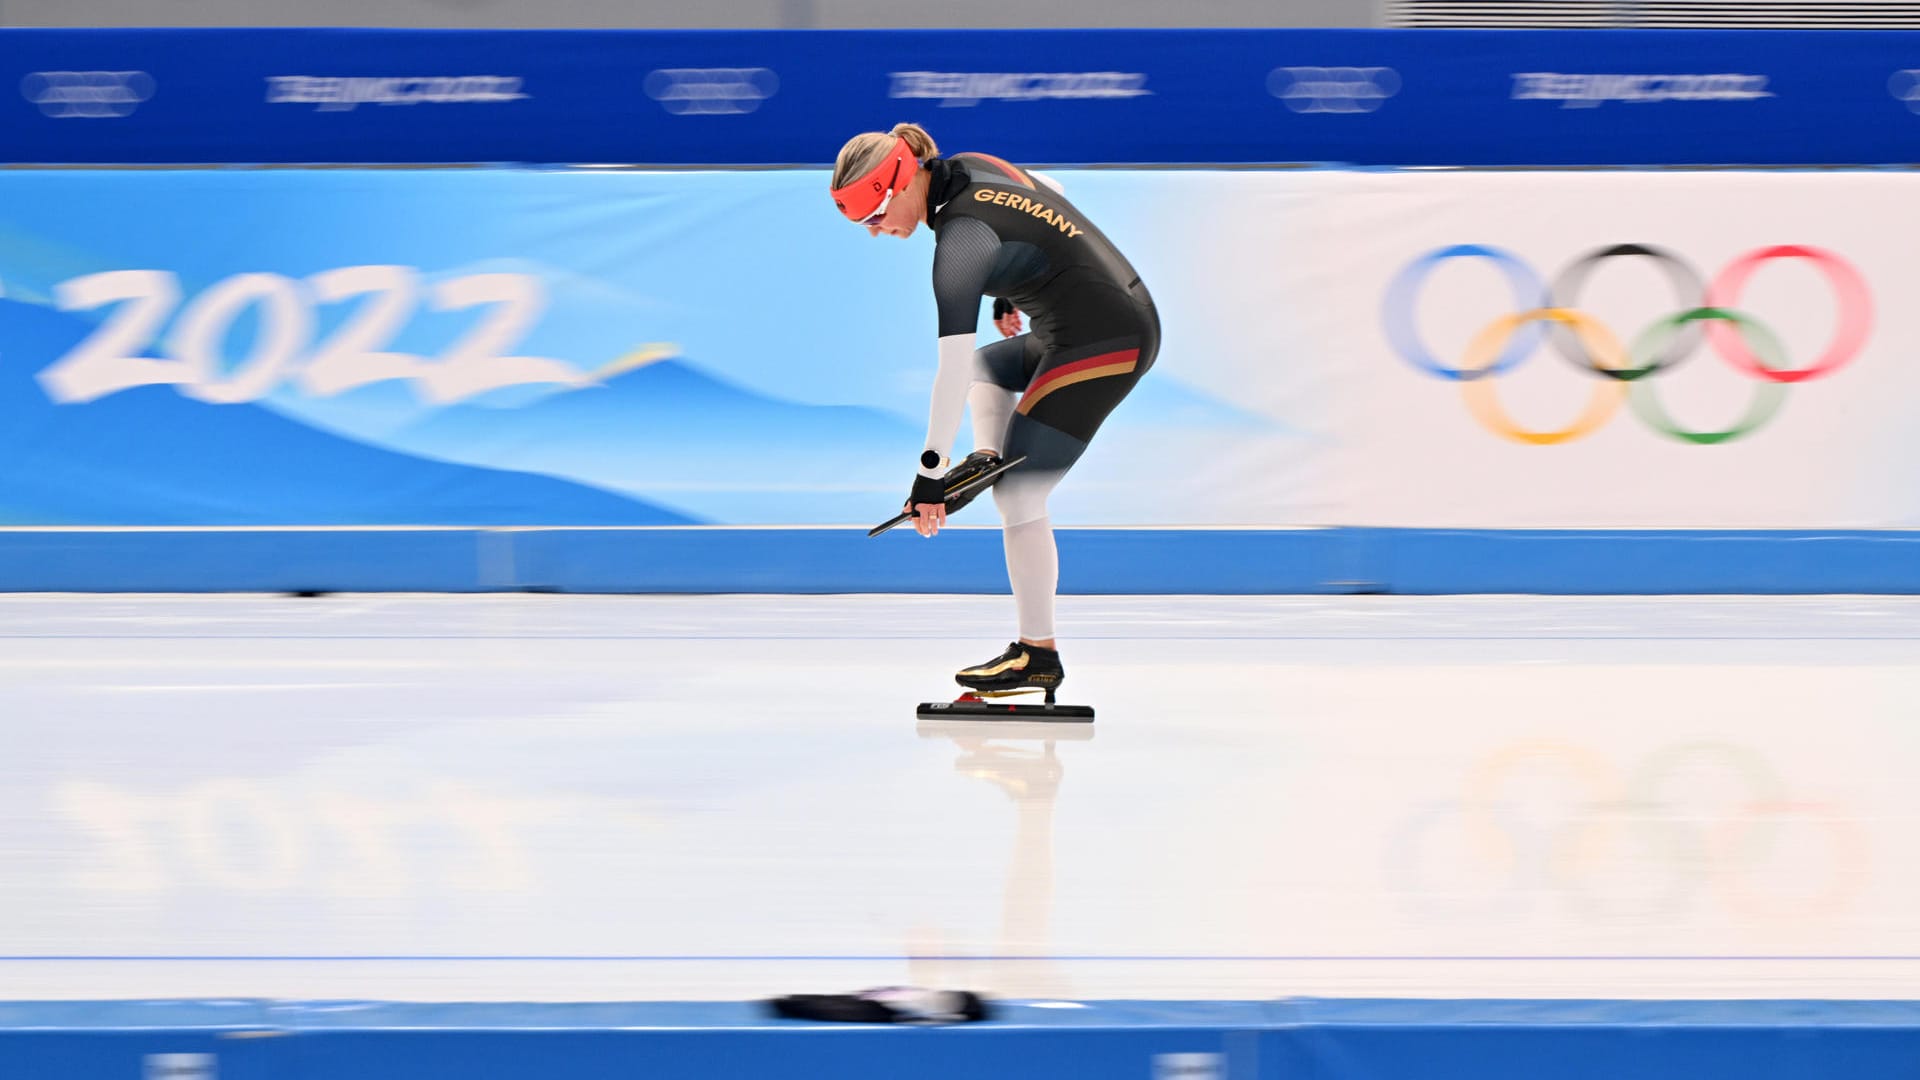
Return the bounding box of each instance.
[832,136,920,222]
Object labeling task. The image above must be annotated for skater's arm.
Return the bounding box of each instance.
[920,215,1001,479]
[907,334,971,537]
[920,335,974,479]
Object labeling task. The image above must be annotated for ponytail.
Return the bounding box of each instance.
[889,122,939,159]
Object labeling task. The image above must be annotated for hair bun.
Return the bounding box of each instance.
[889,122,939,159]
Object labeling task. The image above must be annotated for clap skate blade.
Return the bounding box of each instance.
[917,690,1094,722]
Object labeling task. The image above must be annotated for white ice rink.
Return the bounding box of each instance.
[0,594,1915,1003]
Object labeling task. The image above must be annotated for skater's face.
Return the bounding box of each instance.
[865,172,927,240]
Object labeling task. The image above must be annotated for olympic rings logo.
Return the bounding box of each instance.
[1382,244,1874,445]
[1386,740,1869,923]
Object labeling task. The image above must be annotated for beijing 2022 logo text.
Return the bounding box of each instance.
[1382,243,1873,445]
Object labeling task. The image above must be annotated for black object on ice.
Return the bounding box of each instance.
[768,987,993,1024]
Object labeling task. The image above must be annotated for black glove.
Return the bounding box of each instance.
[905,470,946,513]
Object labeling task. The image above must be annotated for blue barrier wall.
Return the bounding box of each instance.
[5,999,1917,1080]
[5,29,1920,166]
[8,528,1920,594]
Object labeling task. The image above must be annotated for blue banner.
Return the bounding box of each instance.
[3,28,1920,166]
[0,167,1284,526]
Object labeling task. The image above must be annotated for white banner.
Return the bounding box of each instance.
[1264,170,1920,527]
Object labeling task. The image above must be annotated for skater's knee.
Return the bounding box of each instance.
[993,473,1053,527]
[972,338,1033,390]
[971,352,1017,388]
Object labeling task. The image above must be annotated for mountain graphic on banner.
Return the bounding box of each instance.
[393,356,924,523]
[0,300,693,525]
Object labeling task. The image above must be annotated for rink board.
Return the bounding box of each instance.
[5,527,1920,594]
[5,998,1918,1080]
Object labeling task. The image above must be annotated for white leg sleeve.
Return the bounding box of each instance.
[968,380,1016,456]
[994,470,1061,642]
[1001,516,1058,642]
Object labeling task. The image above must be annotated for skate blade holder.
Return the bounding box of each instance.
[917,689,1094,722]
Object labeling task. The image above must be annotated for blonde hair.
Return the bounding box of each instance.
[831,123,938,189]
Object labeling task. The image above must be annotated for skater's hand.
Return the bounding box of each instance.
[909,500,947,537]
[904,468,947,537]
[991,297,1022,339]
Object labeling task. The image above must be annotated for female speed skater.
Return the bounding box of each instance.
[830,122,1160,703]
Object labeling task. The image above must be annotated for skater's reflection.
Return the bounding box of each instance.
[911,720,1093,997]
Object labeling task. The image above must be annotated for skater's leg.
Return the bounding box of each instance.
[968,382,1015,457]
[953,324,1156,698]
[969,333,1043,456]
[946,448,1065,695]
[994,468,1061,647]
[992,328,1154,652]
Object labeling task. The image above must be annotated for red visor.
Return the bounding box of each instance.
[832,137,921,224]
